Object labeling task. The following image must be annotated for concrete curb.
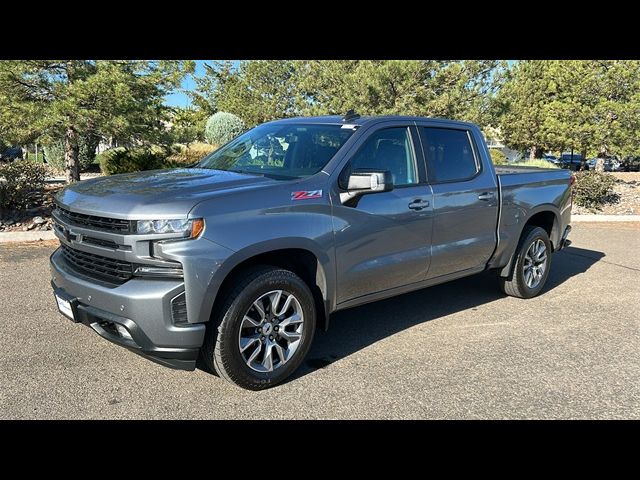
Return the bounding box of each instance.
[0,231,57,243]
[572,215,640,222]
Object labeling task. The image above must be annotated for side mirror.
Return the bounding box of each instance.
[344,169,394,195]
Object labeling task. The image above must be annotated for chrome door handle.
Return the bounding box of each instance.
[478,192,495,201]
[408,199,430,211]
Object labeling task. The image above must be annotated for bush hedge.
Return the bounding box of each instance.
[489,149,508,165]
[165,142,216,167]
[204,112,245,146]
[98,143,218,175]
[0,160,46,211]
[97,146,179,175]
[573,171,617,210]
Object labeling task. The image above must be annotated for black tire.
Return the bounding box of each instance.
[201,265,316,390]
[499,226,552,299]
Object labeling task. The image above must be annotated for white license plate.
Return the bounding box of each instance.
[55,294,75,321]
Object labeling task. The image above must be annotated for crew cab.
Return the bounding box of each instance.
[50,114,573,390]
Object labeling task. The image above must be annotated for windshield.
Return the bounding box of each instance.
[198,123,355,179]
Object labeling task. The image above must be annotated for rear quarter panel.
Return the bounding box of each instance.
[490,167,572,272]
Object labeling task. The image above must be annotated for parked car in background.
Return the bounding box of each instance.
[559,153,588,171]
[620,156,640,172]
[588,156,622,171]
[543,154,559,165]
[0,146,23,162]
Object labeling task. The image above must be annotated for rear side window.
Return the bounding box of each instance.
[420,128,479,183]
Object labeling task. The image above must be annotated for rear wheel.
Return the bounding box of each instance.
[201,266,316,390]
[499,226,552,299]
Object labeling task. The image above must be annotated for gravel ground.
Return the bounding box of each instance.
[0,223,639,419]
[573,172,640,215]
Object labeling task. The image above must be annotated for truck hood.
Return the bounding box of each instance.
[56,168,277,218]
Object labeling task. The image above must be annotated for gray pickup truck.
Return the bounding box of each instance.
[50,114,573,390]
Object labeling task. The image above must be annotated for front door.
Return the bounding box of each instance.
[332,125,434,304]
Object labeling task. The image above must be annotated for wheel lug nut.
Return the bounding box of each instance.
[269,335,274,340]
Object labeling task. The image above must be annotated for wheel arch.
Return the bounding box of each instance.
[203,239,335,331]
[498,205,561,278]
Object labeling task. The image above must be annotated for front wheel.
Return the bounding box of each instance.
[499,226,552,299]
[201,266,316,390]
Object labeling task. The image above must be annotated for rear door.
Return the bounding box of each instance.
[415,124,499,279]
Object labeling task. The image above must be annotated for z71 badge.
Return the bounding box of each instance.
[291,190,323,200]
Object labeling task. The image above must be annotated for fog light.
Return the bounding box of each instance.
[115,324,133,341]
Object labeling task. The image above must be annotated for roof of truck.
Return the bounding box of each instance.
[266,115,477,129]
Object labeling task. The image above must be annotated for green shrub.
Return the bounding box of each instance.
[573,171,617,210]
[44,136,99,172]
[511,159,559,169]
[165,142,216,167]
[489,149,508,165]
[0,160,46,211]
[204,112,246,146]
[98,145,178,175]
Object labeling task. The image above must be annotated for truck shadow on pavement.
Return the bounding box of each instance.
[293,246,605,381]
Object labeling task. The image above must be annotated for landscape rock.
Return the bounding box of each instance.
[32,216,46,225]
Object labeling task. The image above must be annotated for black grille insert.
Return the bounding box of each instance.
[55,206,132,233]
[171,292,188,324]
[61,245,133,284]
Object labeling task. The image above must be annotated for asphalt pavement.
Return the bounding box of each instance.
[1,223,638,419]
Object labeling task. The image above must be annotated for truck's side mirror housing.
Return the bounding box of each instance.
[340,168,394,195]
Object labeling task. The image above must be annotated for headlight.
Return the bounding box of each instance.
[136,218,204,238]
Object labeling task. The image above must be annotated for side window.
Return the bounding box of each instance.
[349,127,417,186]
[421,128,479,183]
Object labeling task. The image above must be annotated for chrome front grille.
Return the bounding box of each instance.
[55,205,132,233]
[60,244,134,284]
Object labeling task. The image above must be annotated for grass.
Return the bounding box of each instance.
[26,152,46,163]
[510,159,559,169]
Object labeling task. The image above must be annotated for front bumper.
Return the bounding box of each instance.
[50,248,205,370]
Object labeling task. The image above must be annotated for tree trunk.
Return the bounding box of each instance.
[64,127,80,183]
[529,146,536,160]
[580,148,588,171]
[596,149,606,172]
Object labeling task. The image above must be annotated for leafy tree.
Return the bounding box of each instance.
[296,60,505,126]
[496,61,558,159]
[167,106,207,145]
[192,60,505,128]
[191,61,298,126]
[0,60,193,182]
[498,60,640,165]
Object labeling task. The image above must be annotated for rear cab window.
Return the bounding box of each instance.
[419,127,479,183]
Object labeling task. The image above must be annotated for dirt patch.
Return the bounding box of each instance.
[573,174,640,215]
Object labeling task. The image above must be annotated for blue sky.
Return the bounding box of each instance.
[164,60,211,108]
